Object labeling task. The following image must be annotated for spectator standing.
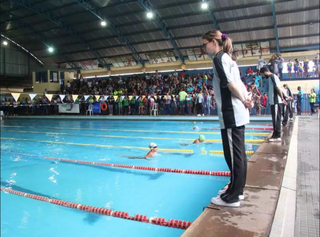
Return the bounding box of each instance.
[202,30,252,207]
[260,67,287,142]
[309,88,317,115]
[313,53,320,77]
[287,60,293,79]
[278,54,284,79]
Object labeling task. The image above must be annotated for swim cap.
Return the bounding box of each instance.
[149,142,157,149]
[193,126,199,130]
[199,135,205,141]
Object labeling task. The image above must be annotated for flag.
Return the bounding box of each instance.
[29,93,37,101]
[72,95,78,101]
[59,94,66,101]
[11,93,21,101]
[46,94,53,101]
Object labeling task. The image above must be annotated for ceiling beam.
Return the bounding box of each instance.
[2,17,79,69]
[52,33,320,64]
[3,0,293,38]
[72,0,145,67]
[7,0,110,70]
[137,0,184,63]
[34,21,319,56]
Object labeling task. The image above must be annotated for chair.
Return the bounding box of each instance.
[150,103,158,116]
[86,104,93,116]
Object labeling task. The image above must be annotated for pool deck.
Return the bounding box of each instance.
[3,115,272,122]
[181,119,295,237]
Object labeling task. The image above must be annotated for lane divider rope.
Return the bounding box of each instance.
[201,150,255,155]
[1,125,270,136]
[0,187,192,229]
[0,138,193,153]
[1,130,266,144]
[44,156,231,177]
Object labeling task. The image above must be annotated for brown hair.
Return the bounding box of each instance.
[202,30,233,56]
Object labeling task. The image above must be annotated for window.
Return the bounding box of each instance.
[50,71,59,83]
[35,71,48,83]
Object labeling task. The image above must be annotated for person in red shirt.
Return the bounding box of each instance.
[246,67,254,76]
[261,93,268,115]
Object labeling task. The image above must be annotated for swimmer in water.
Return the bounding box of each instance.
[193,135,206,144]
[120,143,158,159]
[193,126,199,130]
[179,135,206,146]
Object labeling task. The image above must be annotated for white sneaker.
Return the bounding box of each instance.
[211,196,240,207]
[202,114,205,116]
[197,114,201,116]
[289,118,294,121]
[269,137,282,142]
[218,189,244,200]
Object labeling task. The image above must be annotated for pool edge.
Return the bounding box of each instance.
[4,115,272,122]
[180,120,295,237]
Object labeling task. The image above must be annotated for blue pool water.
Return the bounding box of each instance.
[1,120,269,237]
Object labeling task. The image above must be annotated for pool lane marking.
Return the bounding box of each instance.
[0,137,193,153]
[1,125,269,136]
[1,137,255,155]
[1,130,266,144]
[0,187,192,230]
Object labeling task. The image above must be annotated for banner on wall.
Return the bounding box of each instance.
[58,104,80,114]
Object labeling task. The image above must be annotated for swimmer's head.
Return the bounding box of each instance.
[149,142,157,149]
[199,135,205,142]
[193,126,199,130]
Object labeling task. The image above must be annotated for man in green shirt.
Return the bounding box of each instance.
[179,88,188,115]
[309,88,316,115]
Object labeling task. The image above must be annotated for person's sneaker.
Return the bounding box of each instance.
[289,118,294,121]
[269,137,282,142]
[202,114,205,116]
[218,189,244,200]
[211,196,240,207]
[197,114,201,116]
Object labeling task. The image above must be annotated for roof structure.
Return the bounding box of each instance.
[1,0,319,70]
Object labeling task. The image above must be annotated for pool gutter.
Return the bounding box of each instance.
[181,120,295,237]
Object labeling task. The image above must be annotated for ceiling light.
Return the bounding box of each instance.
[3,41,8,45]
[146,11,153,19]
[201,2,208,9]
[101,21,107,26]
[48,47,54,53]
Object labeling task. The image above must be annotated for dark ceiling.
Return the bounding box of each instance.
[1,0,319,70]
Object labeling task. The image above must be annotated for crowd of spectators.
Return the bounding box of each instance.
[2,53,319,116]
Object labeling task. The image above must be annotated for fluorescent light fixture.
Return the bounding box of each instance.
[146,11,154,19]
[201,2,208,9]
[101,21,107,26]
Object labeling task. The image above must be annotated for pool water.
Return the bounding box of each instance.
[1,120,269,237]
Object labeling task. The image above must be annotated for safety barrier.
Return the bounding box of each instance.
[0,187,192,229]
[45,157,231,177]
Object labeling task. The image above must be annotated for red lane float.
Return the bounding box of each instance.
[1,187,192,230]
[45,157,231,177]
